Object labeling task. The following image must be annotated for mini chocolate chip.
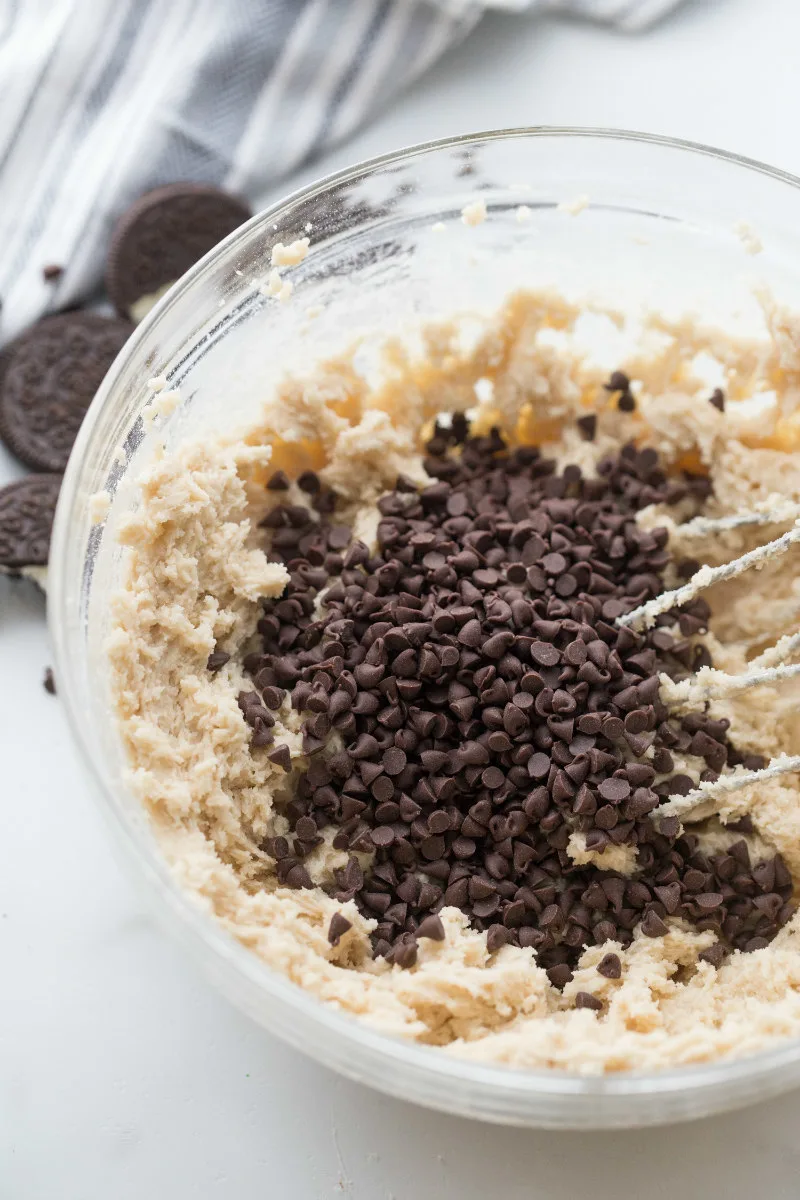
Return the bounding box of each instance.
[458,618,483,647]
[383,747,407,776]
[527,752,551,779]
[266,470,290,490]
[207,649,230,671]
[547,964,574,989]
[417,914,446,941]
[640,909,669,938]
[268,745,292,772]
[623,708,649,735]
[574,991,603,1011]
[597,952,621,979]
[389,938,418,968]
[605,370,630,392]
[598,777,630,803]
[698,941,725,968]
[328,524,351,550]
[371,826,395,848]
[654,883,681,914]
[601,716,624,740]
[297,470,321,494]
[577,414,597,441]
[531,641,560,667]
[285,864,314,889]
[372,776,395,803]
[484,631,514,657]
[325,913,352,949]
[486,925,509,953]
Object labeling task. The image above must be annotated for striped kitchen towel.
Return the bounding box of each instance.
[0,0,684,341]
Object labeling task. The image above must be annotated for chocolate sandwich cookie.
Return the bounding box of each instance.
[0,312,133,473]
[106,183,252,321]
[0,474,62,569]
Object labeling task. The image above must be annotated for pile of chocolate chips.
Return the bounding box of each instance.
[233,416,795,985]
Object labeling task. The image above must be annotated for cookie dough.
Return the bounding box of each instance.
[107,290,800,1074]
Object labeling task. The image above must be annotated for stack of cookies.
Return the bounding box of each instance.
[0,184,250,579]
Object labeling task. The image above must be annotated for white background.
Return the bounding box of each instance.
[4,0,800,1196]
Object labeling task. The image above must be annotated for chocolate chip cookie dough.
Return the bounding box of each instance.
[107,289,800,1074]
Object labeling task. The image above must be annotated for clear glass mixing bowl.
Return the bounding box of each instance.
[49,129,800,1128]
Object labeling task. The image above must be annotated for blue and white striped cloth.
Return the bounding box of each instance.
[0,0,682,342]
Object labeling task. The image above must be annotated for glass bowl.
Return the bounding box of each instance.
[49,128,800,1128]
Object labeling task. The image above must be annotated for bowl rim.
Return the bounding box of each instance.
[48,125,800,1117]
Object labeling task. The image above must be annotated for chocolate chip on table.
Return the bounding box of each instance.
[43,667,56,695]
[328,912,352,946]
[106,183,252,320]
[0,474,63,568]
[238,420,793,976]
[0,313,133,472]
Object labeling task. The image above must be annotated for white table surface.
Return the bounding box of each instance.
[4,1,800,1196]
